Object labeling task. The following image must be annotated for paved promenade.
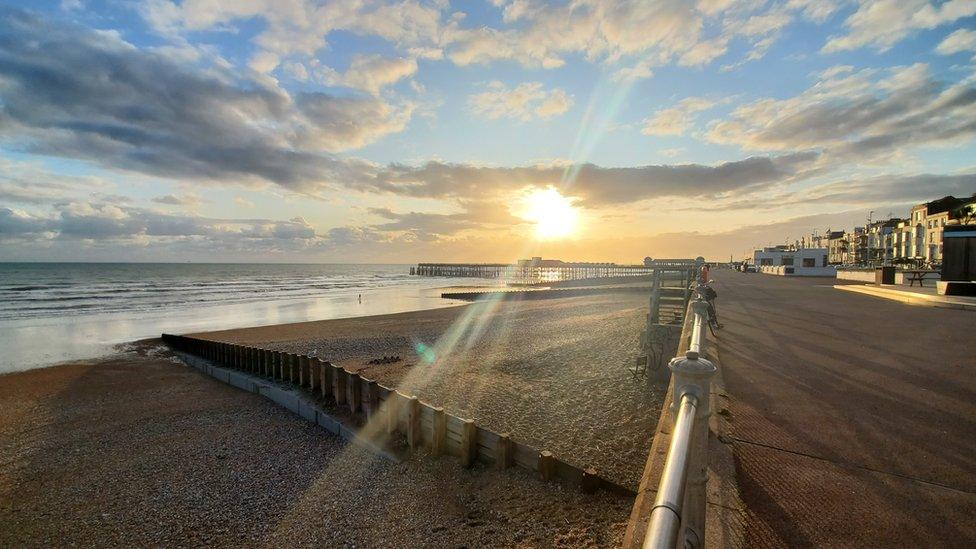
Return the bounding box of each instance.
[713,273,976,547]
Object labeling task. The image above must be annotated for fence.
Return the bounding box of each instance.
[160,334,633,497]
[624,280,718,549]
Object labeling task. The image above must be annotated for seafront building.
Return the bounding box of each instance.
[753,246,833,276]
[774,194,976,268]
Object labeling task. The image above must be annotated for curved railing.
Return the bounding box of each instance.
[643,280,717,549]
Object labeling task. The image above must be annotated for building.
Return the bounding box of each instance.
[754,246,832,276]
[864,219,901,265]
[826,231,846,265]
[891,195,975,266]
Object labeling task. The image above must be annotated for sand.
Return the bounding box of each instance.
[0,345,631,547]
[191,292,665,489]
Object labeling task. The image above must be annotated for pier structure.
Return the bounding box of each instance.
[411,257,699,281]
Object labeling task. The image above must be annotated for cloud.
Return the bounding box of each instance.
[468,82,573,121]
[705,63,976,162]
[248,50,281,73]
[152,194,204,208]
[0,9,411,191]
[0,200,319,243]
[321,55,419,95]
[823,0,976,53]
[234,196,255,208]
[368,199,525,238]
[690,171,976,211]
[360,153,818,206]
[936,28,976,55]
[641,97,717,136]
[0,158,110,205]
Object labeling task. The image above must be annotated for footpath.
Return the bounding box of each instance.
[711,273,976,547]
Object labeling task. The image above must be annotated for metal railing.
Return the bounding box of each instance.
[643,279,717,549]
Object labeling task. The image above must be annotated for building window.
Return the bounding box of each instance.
[802,258,816,267]
[760,258,773,266]
[782,256,794,266]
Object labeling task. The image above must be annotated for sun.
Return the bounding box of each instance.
[522,187,579,239]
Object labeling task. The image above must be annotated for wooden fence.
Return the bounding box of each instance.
[161,334,633,496]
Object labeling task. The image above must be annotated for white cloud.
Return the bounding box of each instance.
[936,28,976,55]
[823,0,976,53]
[468,81,573,121]
[642,97,717,136]
[248,50,280,73]
[324,55,419,95]
[706,63,976,164]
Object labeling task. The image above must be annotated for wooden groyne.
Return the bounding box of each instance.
[161,334,633,496]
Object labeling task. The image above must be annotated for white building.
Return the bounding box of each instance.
[754,246,834,276]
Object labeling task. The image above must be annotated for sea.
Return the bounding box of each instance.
[0,263,483,373]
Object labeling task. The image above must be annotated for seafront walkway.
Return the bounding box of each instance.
[712,273,976,547]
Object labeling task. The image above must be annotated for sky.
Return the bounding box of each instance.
[0,0,975,263]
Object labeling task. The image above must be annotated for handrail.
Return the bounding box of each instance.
[643,393,698,549]
[642,270,717,549]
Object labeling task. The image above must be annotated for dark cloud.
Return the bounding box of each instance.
[0,9,405,190]
[689,173,976,212]
[0,207,53,234]
[368,199,525,237]
[0,201,318,242]
[361,153,818,206]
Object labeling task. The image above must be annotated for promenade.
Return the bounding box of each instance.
[713,274,976,547]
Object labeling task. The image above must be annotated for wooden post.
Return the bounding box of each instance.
[319,360,330,398]
[264,349,273,378]
[273,351,282,380]
[364,379,380,420]
[347,371,362,414]
[288,354,297,383]
[309,357,319,392]
[581,467,599,493]
[431,407,446,456]
[406,395,420,451]
[460,419,476,468]
[333,365,347,406]
[496,432,512,470]
[386,393,399,434]
[539,451,555,481]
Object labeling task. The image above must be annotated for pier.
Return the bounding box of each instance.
[411,257,699,281]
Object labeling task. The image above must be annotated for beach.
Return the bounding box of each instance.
[190,291,663,489]
[0,343,632,547]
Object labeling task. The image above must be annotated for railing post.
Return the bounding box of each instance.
[665,331,716,549]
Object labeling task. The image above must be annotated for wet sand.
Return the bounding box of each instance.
[191,292,664,489]
[0,345,631,547]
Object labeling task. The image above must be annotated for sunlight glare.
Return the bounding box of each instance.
[522,188,579,239]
